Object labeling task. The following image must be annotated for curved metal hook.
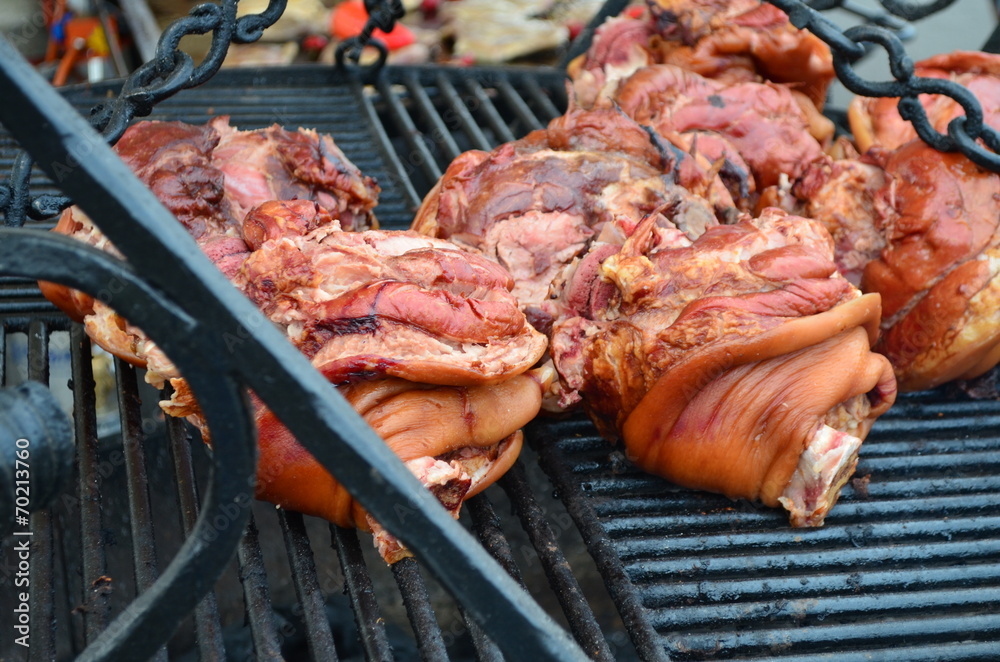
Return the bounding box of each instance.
[0,229,258,662]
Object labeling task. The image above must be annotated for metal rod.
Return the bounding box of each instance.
[237,513,284,661]
[27,320,57,662]
[462,79,516,144]
[500,462,615,661]
[278,510,339,662]
[495,78,544,133]
[375,75,444,183]
[392,557,450,661]
[465,494,525,587]
[332,525,395,661]
[533,430,671,662]
[435,74,493,151]
[521,78,563,123]
[165,414,227,660]
[115,359,166,661]
[403,71,462,162]
[69,325,111,645]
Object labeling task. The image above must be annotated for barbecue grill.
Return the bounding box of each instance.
[2,0,1000,660]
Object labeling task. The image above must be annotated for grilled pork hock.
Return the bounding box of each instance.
[792,51,1000,392]
[567,0,835,125]
[42,120,549,562]
[412,105,736,335]
[609,64,830,192]
[550,209,896,526]
[40,117,380,322]
[412,95,896,523]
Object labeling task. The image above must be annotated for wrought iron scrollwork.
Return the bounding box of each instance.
[770,0,1000,173]
[0,0,288,228]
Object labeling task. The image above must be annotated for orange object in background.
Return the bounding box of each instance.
[49,14,119,86]
[330,0,415,50]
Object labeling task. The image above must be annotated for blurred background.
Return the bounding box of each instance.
[2,0,997,101]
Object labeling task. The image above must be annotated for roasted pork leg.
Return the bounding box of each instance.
[548,209,896,526]
[41,119,549,562]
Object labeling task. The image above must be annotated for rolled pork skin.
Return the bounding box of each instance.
[249,371,547,530]
[622,293,896,523]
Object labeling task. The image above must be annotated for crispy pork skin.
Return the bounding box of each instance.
[826,52,1000,391]
[548,209,896,526]
[774,156,887,287]
[860,142,1000,391]
[645,0,834,108]
[566,15,656,109]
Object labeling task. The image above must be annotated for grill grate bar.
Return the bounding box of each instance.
[669,612,1000,660]
[375,77,443,185]
[461,606,504,662]
[403,72,462,162]
[648,584,1000,630]
[520,77,563,123]
[28,511,56,661]
[392,556,450,661]
[353,80,422,221]
[641,561,1000,607]
[591,474,1000,518]
[278,510,340,662]
[495,79,544,132]
[70,324,111,644]
[499,462,615,661]
[164,414,227,659]
[237,513,284,661]
[725,640,1000,662]
[115,359,167,661]
[462,79,517,144]
[626,538,1000,581]
[435,74,493,152]
[531,429,670,662]
[466,493,526,587]
[27,320,57,662]
[605,502,1000,543]
[866,415,1000,436]
[611,515,1000,559]
[332,524,395,661]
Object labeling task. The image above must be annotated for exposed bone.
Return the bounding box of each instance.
[778,424,862,527]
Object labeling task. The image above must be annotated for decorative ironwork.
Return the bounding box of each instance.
[771,0,1000,173]
[0,0,288,227]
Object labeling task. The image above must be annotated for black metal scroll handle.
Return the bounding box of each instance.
[335,0,405,74]
[0,36,588,662]
[768,0,1000,174]
[0,230,258,662]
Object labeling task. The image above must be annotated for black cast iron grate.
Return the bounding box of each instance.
[4,5,1000,659]
[0,67,632,662]
[3,61,1000,661]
